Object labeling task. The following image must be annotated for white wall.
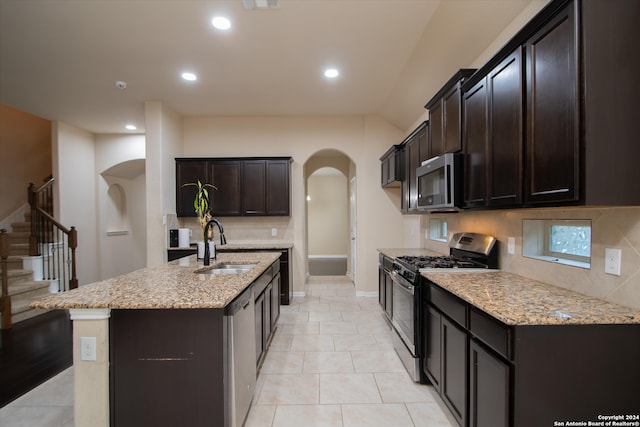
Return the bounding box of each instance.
[182,114,405,294]
[307,171,349,256]
[52,121,98,286]
[95,134,146,279]
[145,101,183,267]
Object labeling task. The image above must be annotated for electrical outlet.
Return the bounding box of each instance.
[271,228,277,237]
[508,237,516,255]
[604,248,622,276]
[80,336,97,361]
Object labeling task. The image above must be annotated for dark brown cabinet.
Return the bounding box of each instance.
[425,279,640,427]
[524,3,579,205]
[243,160,267,215]
[423,305,442,391]
[426,69,476,157]
[176,157,291,217]
[400,122,428,213]
[211,160,242,216]
[469,339,509,427]
[442,317,468,427]
[463,49,523,209]
[253,262,280,367]
[460,0,640,210]
[176,160,209,217]
[462,79,488,208]
[426,283,468,427]
[377,254,393,320]
[380,145,403,187]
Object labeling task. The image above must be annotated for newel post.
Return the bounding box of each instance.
[1,229,12,329]
[69,226,78,290]
[27,182,38,256]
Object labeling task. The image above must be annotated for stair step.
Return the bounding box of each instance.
[9,281,53,325]
[8,242,29,256]
[8,280,48,297]
[3,256,24,270]
[10,221,31,233]
[0,269,34,286]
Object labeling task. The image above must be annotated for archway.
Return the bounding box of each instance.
[303,150,356,282]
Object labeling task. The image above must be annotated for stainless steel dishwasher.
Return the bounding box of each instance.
[224,286,256,427]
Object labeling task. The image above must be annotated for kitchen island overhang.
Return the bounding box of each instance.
[31,252,282,427]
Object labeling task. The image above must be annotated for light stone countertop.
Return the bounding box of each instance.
[424,271,640,326]
[31,252,281,310]
[378,248,445,259]
[378,248,640,326]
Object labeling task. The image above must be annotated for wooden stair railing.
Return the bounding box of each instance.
[1,229,10,329]
[28,179,78,293]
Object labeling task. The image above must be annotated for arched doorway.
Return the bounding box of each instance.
[303,150,356,282]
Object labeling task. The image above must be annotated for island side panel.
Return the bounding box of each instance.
[110,309,225,427]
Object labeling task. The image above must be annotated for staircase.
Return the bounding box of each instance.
[1,215,51,326]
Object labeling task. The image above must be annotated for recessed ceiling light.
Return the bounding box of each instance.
[181,72,197,81]
[211,16,231,30]
[324,68,339,78]
[125,124,137,131]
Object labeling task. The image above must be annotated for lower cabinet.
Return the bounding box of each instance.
[425,281,640,427]
[423,305,441,391]
[441,317,468,427]
[469,339,509,427]
[254,262,281,367]
[377,255,393,320]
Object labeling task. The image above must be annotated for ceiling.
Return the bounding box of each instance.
[0,0,536,135]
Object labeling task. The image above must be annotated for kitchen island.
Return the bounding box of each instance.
[31,251,282,427]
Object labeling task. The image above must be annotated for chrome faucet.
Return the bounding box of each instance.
[203,219,227,266]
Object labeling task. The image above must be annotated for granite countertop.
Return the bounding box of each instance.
[422,271,640,326]
[31,252,281,310]
[378,248,640,326]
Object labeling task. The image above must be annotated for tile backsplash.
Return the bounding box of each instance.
[177,216,294,244]
[421,206,640,310]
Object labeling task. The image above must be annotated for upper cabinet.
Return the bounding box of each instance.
[463,49,523,209]
[461,0,640,210]
[176,157,292,217]
[425,69,476,157]
[524,3,578,205]
[401,122,428,213]
[380,145,404,188]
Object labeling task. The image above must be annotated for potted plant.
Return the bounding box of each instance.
[182,180,217,258]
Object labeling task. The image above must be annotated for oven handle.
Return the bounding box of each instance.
[391,271,415,295]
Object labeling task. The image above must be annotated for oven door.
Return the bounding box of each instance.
[391,271,417,356]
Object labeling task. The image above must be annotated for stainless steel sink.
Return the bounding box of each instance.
[196,263,257,275]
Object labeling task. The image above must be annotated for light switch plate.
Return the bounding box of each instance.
[80,336,97,361]
[507,237,516,255]
[271,228,277,237]
[604,248,622,276]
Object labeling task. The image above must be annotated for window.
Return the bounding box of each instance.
[429,218,448,242]
[523,219,591,268]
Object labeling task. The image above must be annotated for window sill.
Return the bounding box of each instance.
[524,254,590,269]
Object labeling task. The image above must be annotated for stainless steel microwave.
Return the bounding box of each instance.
[416,153,463,212]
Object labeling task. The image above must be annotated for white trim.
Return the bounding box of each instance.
[69,308,111,320]
[356,291,378,298]
[292,291,306,298]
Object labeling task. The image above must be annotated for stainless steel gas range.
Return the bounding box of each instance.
[389,232,498,382]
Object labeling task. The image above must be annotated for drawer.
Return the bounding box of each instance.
[469,307,511,360]
[430,284,467,327]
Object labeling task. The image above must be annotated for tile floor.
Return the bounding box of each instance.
[0,275,455,427]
